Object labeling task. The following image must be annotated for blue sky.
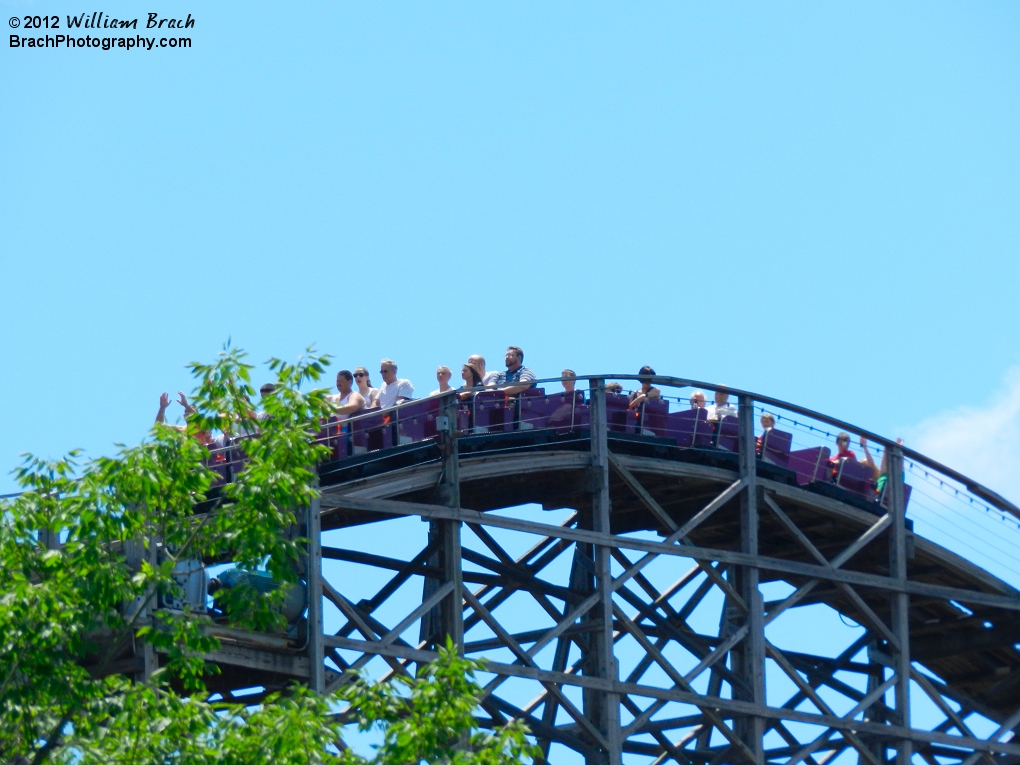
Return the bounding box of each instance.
[4,3,1020,758]
[3,2,1019,497]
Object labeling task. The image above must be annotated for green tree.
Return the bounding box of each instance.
[63,645,535,765]
[0,345,537,765]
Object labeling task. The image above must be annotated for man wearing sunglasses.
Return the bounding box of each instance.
[376,359,415,409]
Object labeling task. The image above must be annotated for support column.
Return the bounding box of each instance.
[133,528,159,683]
[887,444,911,764]
[40,527,60,551]
[859,641,887,764]
[439,394,464,651]
[736,395,765,763]
[307,491,325,693]
[589,380,622,765]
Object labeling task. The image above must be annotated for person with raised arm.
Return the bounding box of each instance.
[155,391,212,446]
[860,435,904,492]
[491,346,536,396]
[376,359,414,408]
[156,390,197,425]
[628,366,662,411]
[430,366,454,396]
[467,354,500,388]
[352,366,379,409]
[859,435,878,478]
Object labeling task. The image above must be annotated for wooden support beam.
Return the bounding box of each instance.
[887,445,912,765]
[201,642,310,678]
[612,602,759,764]
[764,642,881,765]
[607,457,747,610]
[440,394,463,651]
[785,676,897,765]
[320,495,1020,612]
[588,380,622,765]
[307,493,325,693]
[735,395,765,763]
[464,589,611,752]
[317,636,1020,757]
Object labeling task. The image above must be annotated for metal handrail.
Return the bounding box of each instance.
[217,373,1020,521]
[8,375,1014,523]
[332,373,1020,521]
[563,374,1020,521]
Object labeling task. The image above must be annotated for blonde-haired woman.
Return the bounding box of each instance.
[430,366,454,396]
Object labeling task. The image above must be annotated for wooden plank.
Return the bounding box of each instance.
[762,512,891,628]
[319,452,589,506]
[887,446,912,765]
[440,395,464,650]
[307,495,325,693]
[602,473,748,611]
[612,453,739,485]
[590,382,622,765]
[315,637,1020,757]
[784,677,896,765]
[608,452,744,542]
[737,395,765,763]
[202,643,309,678]
[319,444,1018,602]
[612,602,758,764]
[463,589,610,751]
[321,496,1020,612]
[764,642,881,765]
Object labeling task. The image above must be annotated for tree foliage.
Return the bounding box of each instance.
[0,345,537,765]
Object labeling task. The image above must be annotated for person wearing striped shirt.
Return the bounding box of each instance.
[490,346,536,396]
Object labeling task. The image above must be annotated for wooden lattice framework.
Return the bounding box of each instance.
[150,380,1020,764]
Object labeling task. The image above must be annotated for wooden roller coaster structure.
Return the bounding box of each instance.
[127,376,1020,765]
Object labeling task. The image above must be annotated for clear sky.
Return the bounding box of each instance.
[4,3,1020,756]
[1,1,1019,501]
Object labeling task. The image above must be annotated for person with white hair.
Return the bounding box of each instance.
[376,359,414,409]
[706,388,737,422]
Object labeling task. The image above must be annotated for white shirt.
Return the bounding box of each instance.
[330,391,362,421]
[482,371,500,387]
[377,378,414,409]
[358,386,379,408]
[708,403,738,422]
